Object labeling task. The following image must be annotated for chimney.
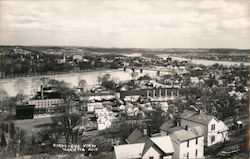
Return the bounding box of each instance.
[41,85,44,100]
[147,124,152,137]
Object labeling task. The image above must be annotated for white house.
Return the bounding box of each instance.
[87,102,103,112]
[114,129,174,159]
[180,110,229,147]
[97,116,112,130]
[170,129,204,159]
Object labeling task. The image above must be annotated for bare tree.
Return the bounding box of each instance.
[130,72,139,80]
[51,113,82,144]
[78,79,87,94]
[31,78,41,95]
[14,78,28,95]
[40,77,50,86]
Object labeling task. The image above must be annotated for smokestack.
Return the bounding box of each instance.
[41,85,44,100]
[147,124,152,137]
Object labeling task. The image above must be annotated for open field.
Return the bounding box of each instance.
[14,117,53,137]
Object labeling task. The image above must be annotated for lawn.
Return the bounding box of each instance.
[14,117,53,137]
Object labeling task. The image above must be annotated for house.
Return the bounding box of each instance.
[87,102,103,112]
[160,121,176,136]
[114,129,174,159]
[170,129,204,159]
[190,77,200,84]
[180,110,229,147]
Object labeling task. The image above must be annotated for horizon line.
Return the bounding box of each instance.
[0,44,249,50]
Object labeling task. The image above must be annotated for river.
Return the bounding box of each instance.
[0,69,159,97]
[1,54,249,97]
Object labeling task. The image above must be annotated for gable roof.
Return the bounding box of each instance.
[127,128,144,144]
[218,121,229,132]
[160,121,176,131]
[142,136,163,156]
[114,143,145,159]
[165,126,185,134]
[180,110,216,125]
[170,129,199,143]
[150,136,174,154]
[119,129,174,158]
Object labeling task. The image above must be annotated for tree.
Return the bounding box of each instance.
[51,113,82,144]
[47,79,76,111]
[130,72,139,80]
[147,107,167,133]
[9,122,16,139]
[78,79,87,94]
[40,77,50,86]
[0,87,8,102]
[31,78,42,95]
[1,133,7,148]
[14,78,28,95]
[99,74,117,90]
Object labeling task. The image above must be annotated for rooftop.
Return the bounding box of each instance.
[160,121,176,132]
[165,126,185,134]
[170,129,202,143]
[150,136,174,154]
[114,143,145,159]
[119,129,174,158]
[180,110,216,125]
[127,128,144,144]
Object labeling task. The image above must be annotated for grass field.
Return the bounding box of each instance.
[14,117,53,137]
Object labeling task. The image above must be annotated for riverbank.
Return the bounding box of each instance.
[157,55,250,66]
[0,68,114,81]
[0,68,158,96]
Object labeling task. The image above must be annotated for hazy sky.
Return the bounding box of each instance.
[0,0,249,48]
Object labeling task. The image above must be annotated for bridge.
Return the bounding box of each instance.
[121,66,175,75]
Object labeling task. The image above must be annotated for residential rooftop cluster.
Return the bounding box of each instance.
[0,48,249,158]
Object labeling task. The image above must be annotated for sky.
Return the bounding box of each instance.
[0,0,250,49]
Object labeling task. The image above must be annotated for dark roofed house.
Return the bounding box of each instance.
[114,129,174,159]
[160,120,177,136]
[127,128,144,144]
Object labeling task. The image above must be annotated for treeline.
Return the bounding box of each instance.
[0,47,122,79]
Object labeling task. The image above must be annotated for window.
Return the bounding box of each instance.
[195,149,198,157]
[196,138,198,144]
[187,141,189,147]
[149,157,153,159]
[211,135,215,143]
[211,124,215,131]
[185,125,188,130]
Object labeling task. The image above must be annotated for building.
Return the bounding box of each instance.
[87,102,103,112]
[180,110,229,147]
[120,87,180,102]
[160,121,184,136]
[170,129,204,159]
[114,129,174,159]
[80,92,117,102]
[15,105,35,119]
[28,85,64,117]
